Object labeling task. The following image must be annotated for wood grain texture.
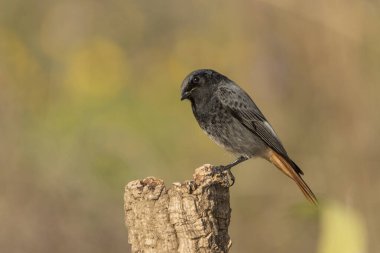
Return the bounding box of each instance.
[124,164,232,253]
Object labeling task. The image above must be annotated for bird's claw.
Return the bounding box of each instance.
[212,166,235,187]
[225,168,235,186]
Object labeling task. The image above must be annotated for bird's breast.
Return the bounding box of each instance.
[194,104,239,151]
[192,100,266,157]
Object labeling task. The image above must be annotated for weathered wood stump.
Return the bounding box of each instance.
[124,164,232,253]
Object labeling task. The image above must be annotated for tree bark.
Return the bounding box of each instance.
[124,164,232,253]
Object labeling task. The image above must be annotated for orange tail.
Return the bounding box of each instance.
[266,149,318,206]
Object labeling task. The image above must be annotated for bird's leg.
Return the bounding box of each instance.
[213,156,249,186]
[223,156,249,170]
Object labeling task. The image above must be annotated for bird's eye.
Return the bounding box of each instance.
[191,76,200,84]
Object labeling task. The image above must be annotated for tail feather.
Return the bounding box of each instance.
[266,149,318,206]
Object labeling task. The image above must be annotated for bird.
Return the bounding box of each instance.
[180,69,318,205]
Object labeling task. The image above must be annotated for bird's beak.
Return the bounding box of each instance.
[180,90,190,101]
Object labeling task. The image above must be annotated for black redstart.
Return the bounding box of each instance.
[181,69,317,205]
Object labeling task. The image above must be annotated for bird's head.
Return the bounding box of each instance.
[180,69,225,102]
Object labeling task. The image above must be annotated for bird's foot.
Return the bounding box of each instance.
[212,165,235,186]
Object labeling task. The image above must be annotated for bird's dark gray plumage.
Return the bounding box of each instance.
[181,69,317,205]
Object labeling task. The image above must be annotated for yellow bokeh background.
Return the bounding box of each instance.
[64,38,128,99]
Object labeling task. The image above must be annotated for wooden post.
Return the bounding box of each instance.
[124,164,232,253]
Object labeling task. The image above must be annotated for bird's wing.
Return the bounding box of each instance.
[216,84,304,175]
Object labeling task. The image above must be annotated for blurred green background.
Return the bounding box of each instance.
[1,0,378,252]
